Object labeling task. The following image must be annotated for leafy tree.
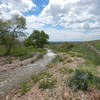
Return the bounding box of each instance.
[24,30,49,48]
[10,15,26,42]
[0,15,26,55]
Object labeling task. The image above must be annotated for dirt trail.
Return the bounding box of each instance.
[0,50,56,97]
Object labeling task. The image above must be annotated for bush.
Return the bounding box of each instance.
[52,56,64,63]
[67,69,100,91]
[19,82,31,95]
[31,72,52,83]
[60,67,74,74]
[39,78,56,89]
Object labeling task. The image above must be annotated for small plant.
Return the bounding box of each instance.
[31,72,52,83]
[67,51,83,57]
[52,56,64,63]
[19,82,31,95]
[31,74,41,83]
[60,67,74,74]
[66,58,73,62]
[47,63,53,69]
[5,57,12,64]
[67,69,100,91]
[39,78,56,89]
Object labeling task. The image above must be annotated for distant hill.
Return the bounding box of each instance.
[48,39,100,65]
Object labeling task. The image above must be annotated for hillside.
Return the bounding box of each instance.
[48,39,100,65]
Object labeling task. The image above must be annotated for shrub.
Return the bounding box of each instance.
[39,78,56,89]
[52,56,64,63]
[31,72,52,83]
[60,67,74,74]
[19,82,31,95]
[67,69,100,91]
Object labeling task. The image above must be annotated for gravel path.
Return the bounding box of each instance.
[0,50,56,97]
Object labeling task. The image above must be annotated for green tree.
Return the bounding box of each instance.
[11,15,26,42]
[24,30,49,48]
[0,15,26,55]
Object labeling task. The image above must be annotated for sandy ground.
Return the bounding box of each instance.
[0,54,42,73]
[1,53,100,100]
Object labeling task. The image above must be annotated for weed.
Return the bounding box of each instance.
[19,82,31,95]
[31,72,52,83]
[67,69,100,91]
[52,56,64,63]
[60,67,74,74]
[39,78,56,89]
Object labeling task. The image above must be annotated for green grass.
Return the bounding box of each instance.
[31,71,52,83]
[39,78,56,89]
[48,40,100,65]
[67,69,100,91]
[59,67,74,74]
[0,46,46,57]
[19,82,31,95]
[71,43,100,65]
[52,55,64,63]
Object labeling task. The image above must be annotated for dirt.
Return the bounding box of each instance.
[0,54,42,73]
[2,53,100,100]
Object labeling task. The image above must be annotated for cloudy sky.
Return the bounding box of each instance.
[0,0,100,41]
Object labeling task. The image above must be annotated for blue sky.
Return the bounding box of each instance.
[0,0,100,41]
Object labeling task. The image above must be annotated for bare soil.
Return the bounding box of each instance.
[3,53,100,100]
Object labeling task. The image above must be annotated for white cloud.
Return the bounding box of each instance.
[44,27,100,41]
[1,0,36,12]
[41,0,100,31]
[0,0,100,41]
[0,0,36,19]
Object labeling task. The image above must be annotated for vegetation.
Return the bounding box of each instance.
[52,55,64,63]
[0,46,46,57]
[48,40,100,65]
[59,67,74,74]
[32,72,52,83]
[19,82,31,95]
[67,69,100,91]
[24,30,49,48]
[0,15,26,55]
[39,78,56,89]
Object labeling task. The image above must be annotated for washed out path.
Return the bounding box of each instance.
[0,49,56,97]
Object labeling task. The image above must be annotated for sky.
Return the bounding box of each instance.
[0,0,100,41]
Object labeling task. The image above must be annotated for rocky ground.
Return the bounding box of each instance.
[4,53,100,100]
[0,53,44,73]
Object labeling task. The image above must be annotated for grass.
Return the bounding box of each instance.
[31,71,52,83]
[67,69,100,91]
[0,46,46,57]
[78,61,98,75]
[59,67,74,74]
[71,43,100,65]
[19,82,31,95]
[48,40,100,65]
[39,78,56,89]
[52,55,64,63]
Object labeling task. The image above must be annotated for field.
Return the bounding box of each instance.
[0,46,46,57]
[48,40,100,65]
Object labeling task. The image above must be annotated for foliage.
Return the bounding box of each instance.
[11,14,26,41]
[32,72,52,83]
[19,82,31,95]
[60,67,74,74]
[67,69,100,91]
[0,46,46,57]
[52,55,64,63]
[0,15,26,55]
[24,30,49,48]
[39,78,56,89]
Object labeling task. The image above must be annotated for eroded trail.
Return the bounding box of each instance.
[0,49,56,97]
